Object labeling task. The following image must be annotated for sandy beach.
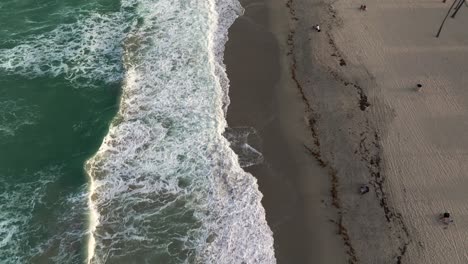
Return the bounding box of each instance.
[226,0,468,263]
[226,0,349,262]
[329,0,468,262]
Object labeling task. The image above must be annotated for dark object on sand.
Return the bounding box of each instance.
[313,24,321,32]
[360,4,367,11]
[416,83,423,91]
[440,212,453,225]
[359,185,370,195]
[436,0,463,38]
[450,0,465,18]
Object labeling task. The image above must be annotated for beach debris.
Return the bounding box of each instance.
[359,184,370,195]
[416,83,423,92]
[439,212,453,226]
[436,0,465,37]
[360,4,367,11]
[313,24,321,32]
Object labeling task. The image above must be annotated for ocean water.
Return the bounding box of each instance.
[0,0,275,263]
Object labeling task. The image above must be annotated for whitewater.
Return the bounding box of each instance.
[0,0,275,262]
[84,0,276,263]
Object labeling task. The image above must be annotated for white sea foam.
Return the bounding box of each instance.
[86,0,275,263]
[0,10,130,87]
[224,127,264,168]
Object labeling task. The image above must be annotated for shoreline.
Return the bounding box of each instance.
[225,0,348,263]
[225,0,411,262]
[226,0,468,262]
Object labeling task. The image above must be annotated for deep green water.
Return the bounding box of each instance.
[0,0,121,262]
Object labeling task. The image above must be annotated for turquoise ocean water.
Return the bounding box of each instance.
[0,0,275,263]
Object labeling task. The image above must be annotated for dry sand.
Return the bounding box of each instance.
[329,0,468,262]
[226,0,468,263]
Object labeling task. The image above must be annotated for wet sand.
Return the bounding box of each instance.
[225,0,346,263]
[226,0,468,263]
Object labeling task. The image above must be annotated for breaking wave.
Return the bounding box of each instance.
[86,0,275,263]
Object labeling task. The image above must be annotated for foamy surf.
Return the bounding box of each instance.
[86,0,276,263]
[0,9,128,87]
